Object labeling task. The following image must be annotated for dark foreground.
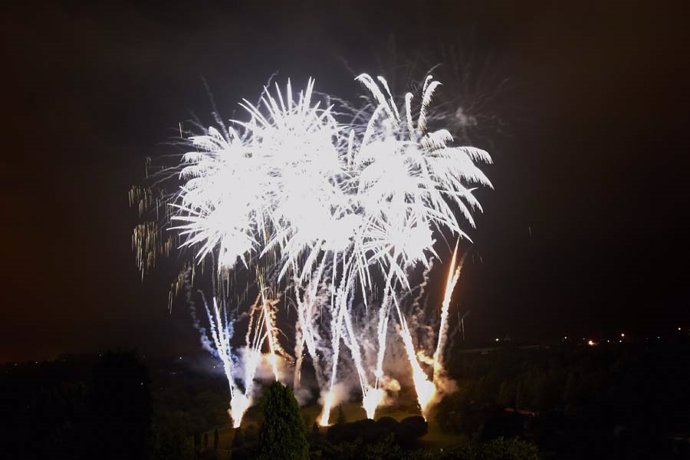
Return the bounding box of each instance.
[2,338,689,459]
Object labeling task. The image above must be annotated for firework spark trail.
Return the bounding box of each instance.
[432,242,464,385]
[412,259,435,314]
[318,295,346,424]
[293,317,320,392]
[230,293,281,428]
[318,295,345,426]
[391,243,465,419]
[328,323,384,422]
[393,299,437,417]
[318,256,357,426]
[293,319,305,389]
[341,300,385,419]
[292,258,328,389]
[373,270,395,389]
[321,248,395,421]
[260,297,280,381]
[243,299,264,390]
[200,294,261,428]
[244,295,261,353]
[203,297,236,397]
[373,296,391,388]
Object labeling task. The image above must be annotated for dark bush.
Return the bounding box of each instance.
[397,416,428,447]
[326,415,428,449]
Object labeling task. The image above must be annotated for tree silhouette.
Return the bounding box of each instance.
[257,381,308,460]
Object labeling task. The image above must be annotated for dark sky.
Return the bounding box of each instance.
[2,0,688,362]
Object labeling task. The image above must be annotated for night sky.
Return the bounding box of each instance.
[2,0,688,362]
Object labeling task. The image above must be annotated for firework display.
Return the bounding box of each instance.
[131,73,492,427]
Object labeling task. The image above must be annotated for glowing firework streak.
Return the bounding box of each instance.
[261,297,280,381]
[293,321,305,389]
[234,300,264,426]
[200,291,283,428]
[342,302,385,419]
[319,391,336,427]
[374,271,395,388]
[229,394,251,429]
[432,242,464,385]
[200,295,253,428]
[392,297,436,417]
[292,260,327,390]
[362,387,385,420]
[318,265,351,426]
[231,293,284,427]
[203,297,237,399]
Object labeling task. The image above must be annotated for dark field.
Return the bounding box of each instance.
[2,337,689,459]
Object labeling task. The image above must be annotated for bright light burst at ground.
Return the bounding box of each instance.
[131,72,492,427]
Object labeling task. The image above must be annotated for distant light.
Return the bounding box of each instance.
[620,333,625,338]
[679,327,682,331]
[587,340,596,346]
[178,356,182,360]
[618,340,622,343]
[495,338,500,342]
[563,336,567,340]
